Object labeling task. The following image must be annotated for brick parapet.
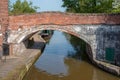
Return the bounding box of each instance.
[9,12,120,30]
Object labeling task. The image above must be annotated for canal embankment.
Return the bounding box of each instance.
[86,44,120,76]
[0,33,46,80]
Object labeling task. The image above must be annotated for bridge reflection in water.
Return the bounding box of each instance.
[23,31,119,80]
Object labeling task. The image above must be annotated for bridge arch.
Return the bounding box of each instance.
[16,25,90,45]
[8,24,94,59]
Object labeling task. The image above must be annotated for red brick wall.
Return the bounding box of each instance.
[0,0,9,54]
[9,12,120,30]
[0,0,9,45]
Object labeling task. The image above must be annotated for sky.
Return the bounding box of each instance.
[10,0,66,12]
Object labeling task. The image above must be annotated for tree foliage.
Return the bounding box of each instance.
[9,0,39,15]
[112,0,120,13]
[62,0,120,13]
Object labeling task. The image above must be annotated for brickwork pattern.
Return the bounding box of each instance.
[9,12,120,30]
[0,0,8,45]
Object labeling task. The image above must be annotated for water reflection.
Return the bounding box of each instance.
[35,31,73,76]
[64,33,88,61]
[35,54,68,76]
[23,31,119,80]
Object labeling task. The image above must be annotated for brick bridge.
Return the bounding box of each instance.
[0,0,120,75]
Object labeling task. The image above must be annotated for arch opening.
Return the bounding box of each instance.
[19,25,91,46]
[20,29,93,61]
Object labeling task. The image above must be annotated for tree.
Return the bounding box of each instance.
[112,0,120,13]
[62,0,115,13]
[9,0,39,15]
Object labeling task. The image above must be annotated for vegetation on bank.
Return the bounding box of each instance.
[62,0,120,13]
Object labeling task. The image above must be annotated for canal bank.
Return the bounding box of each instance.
[86,44,120,76]
[0,33,46,80]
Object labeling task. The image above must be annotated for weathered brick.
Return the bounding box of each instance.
[9,12,120,30]
[0,0,9,45]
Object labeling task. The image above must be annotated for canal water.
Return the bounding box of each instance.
[23,31,119,80]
